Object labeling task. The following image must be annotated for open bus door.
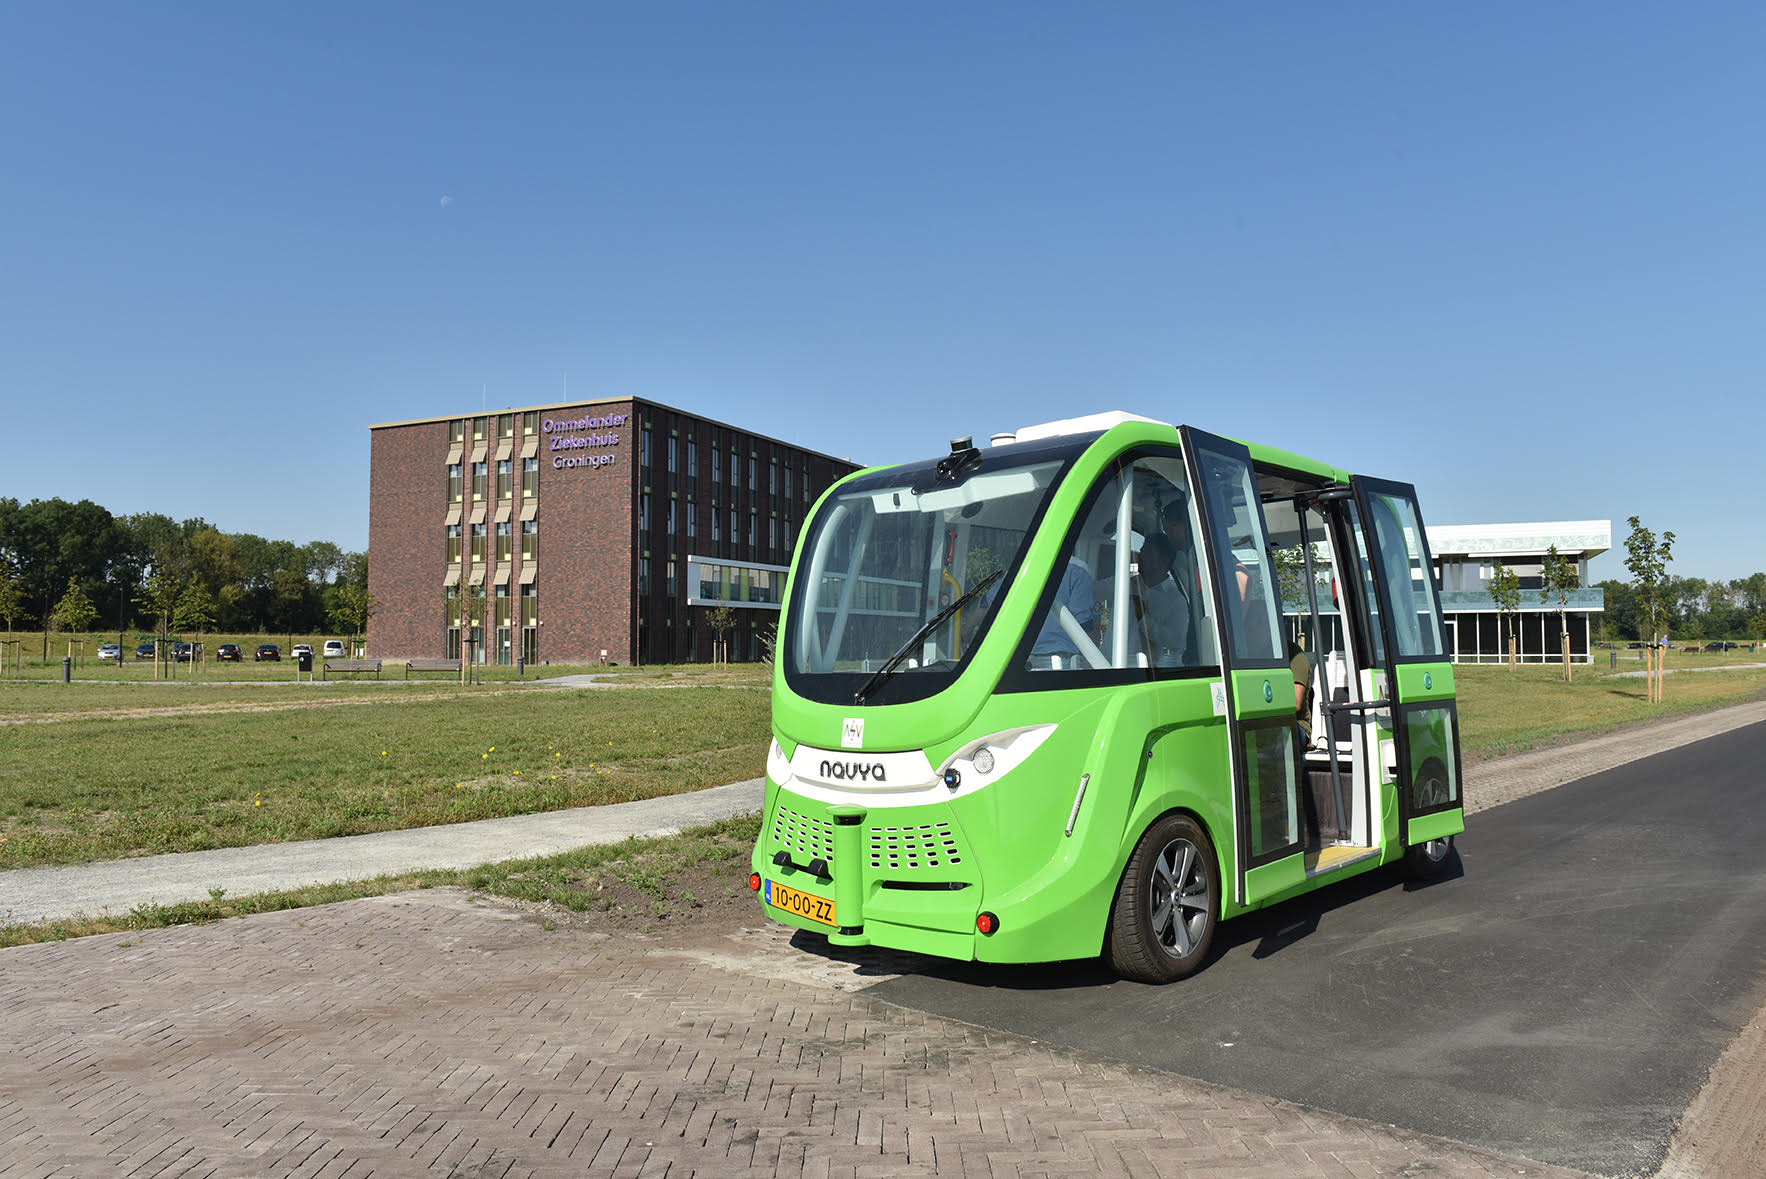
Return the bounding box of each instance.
[1348,476,1465,854]
[1179,427,1308,907]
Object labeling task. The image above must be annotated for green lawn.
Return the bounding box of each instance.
[0,683,769,869]
[1454,658,1766,759]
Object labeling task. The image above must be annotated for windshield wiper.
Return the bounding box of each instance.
[853,568,1003,704]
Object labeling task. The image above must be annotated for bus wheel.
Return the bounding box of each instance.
[1402,834,1455,881]
[1106,814,1217,983]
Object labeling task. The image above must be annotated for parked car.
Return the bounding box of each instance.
[97,643,123,661]
[322,640,347,658]
[290,644,314,663]
[172,643,194,662]
[1626,642,1645,649]
[255,643,281,662]
[1705,641,1737,652]
[136,641,157,659]
[216,643,243,662]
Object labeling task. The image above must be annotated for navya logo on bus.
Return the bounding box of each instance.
[819,759,887,783]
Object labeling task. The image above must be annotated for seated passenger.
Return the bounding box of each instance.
[1132,533,1189,666]
[1028,556,1094,670]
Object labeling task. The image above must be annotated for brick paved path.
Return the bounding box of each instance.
[0,890,1582,1178]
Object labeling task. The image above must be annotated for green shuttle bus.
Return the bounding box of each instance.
[749,413,1464,982]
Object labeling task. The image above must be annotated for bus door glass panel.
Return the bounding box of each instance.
[1179,427,1302,898]
[1350,477,1462,835]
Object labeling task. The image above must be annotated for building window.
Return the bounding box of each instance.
[497,459,511,501]
[747,512,757,546]
[472,418,485,442]
[667,436,677,474]
[495,584,510,627]
[496,521,511,562]
[446,524,462,563]
[666,560,676,599]
[499,414,513,439]
[666,499,677,537]
[730,508,738,546]
[784,467,793,500]
[450,419,465,444]
[448,463,463,503]
[769,462,777,495]
[712,446,721,483]
[522,456,538,497]
[768,517,776,550]
[523,410,538,435]
[730,451,740,488]
[470,523,485,563]
[748,456,756,490]
[520,584,536,626]
[687,440,697,478]
[522,519,537,561]
[641,429,652,470]
[472,462,487,502]
[711,511,721,542]
[687,503,697,541]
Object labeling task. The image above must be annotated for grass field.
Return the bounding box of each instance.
[0,680,770,869]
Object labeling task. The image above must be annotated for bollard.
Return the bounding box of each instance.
[516,654,524,678]
[827,805,868,946]
[62,656,71,683]
[1610,650,1617,670]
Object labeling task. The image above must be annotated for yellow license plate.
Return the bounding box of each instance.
[764,879,835,927]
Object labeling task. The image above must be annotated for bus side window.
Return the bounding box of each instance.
[1025,480,1114,672]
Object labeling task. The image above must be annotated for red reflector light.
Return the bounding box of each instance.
[976,911,999,935]
[748,873,762,891]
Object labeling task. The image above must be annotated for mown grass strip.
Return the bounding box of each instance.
[0,685,769,869]
[1454,662,1766,759]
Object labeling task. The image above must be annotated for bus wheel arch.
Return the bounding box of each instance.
[1103,809,1219,983]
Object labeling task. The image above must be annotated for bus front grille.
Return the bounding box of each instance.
[772,805,836,864]
[868,822,965,873]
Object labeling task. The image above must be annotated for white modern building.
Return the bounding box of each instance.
[1427,520,1610,664]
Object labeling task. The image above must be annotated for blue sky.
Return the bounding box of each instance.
[4,3,1762,583]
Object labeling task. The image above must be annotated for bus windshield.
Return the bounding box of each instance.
[783,437,1086,706]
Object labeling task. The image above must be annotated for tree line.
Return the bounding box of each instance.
[1593,572,1766,643]
[0,496,372,640]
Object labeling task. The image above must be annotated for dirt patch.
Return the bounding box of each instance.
[486,830,764,950]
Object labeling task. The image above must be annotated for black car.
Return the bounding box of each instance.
[255,644,281,661]
[216,643,243,662]
[172,642,196,662]
[135,641,156,660]
[1705,641,1737,652]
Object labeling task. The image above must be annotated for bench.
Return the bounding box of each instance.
[323,658,382,680]
[405,658,462,678]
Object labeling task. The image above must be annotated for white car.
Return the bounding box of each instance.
[291,644,314,662]
[97,643,123,661]
[322,640,347,658]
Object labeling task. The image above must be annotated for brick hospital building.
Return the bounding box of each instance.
[367,398,859,665]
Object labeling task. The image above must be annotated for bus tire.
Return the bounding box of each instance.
[1105,813,1217,983]
[1402,833,1455,882]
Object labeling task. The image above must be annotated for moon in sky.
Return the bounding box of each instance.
[440,195,453,207]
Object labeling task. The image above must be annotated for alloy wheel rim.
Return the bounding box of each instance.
[1148,837,1210,959]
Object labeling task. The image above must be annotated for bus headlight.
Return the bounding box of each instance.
[971,747,995,775]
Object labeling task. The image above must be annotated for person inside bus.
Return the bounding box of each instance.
[1290,639,1315,747]
[1158,497,1205,665]
[1131,532,1188,666]
[1028,555,1094,670]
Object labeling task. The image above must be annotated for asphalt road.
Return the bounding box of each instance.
[866,720,1766,1178]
